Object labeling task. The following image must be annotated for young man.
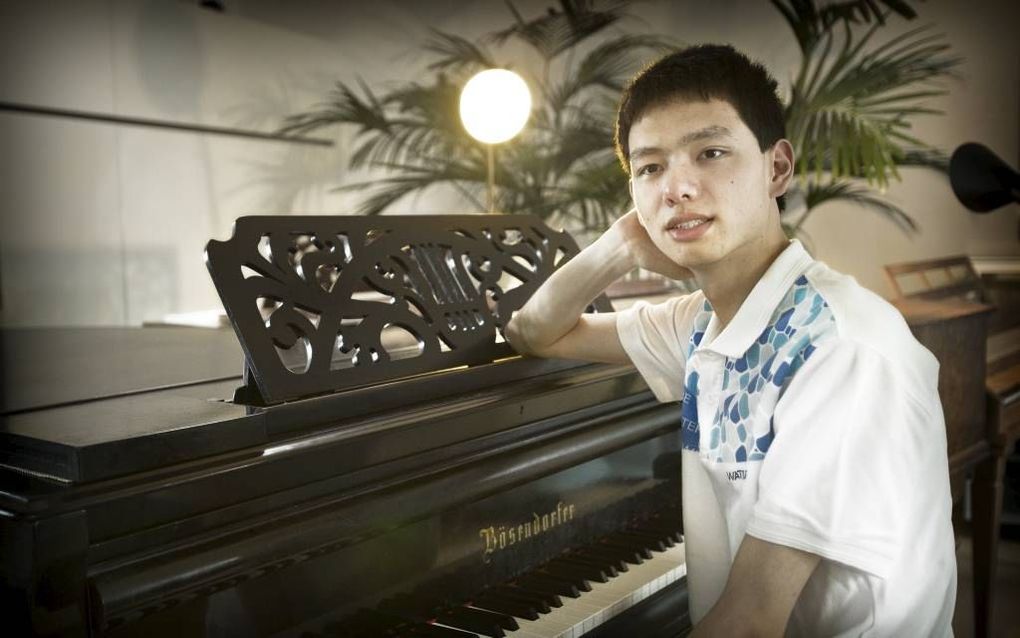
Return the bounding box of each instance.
[505,45,956,636]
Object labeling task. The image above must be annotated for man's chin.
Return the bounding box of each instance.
[673,246,723,272]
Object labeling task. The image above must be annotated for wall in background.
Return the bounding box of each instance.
[0,0,358,326]
[1,0,1017,327]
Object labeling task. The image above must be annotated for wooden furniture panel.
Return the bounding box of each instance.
[888,255,1020,638]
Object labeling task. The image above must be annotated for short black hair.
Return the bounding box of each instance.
[614,44,787,210]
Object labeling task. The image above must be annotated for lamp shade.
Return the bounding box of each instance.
[459,69,531,144]
[949,142,1020,213]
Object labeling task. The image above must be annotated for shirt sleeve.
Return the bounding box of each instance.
[745,338,939,579]
[615,293,701,403]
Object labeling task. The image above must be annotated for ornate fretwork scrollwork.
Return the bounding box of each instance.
[205,215,611,405]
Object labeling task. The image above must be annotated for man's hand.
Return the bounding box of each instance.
[691,535,820,637]
[613,208,695,281]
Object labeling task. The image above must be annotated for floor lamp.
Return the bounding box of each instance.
[459,69,532,214]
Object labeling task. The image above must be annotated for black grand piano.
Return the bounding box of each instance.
[1,215,689,637]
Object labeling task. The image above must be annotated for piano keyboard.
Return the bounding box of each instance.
[494,542,686,637]
[305,518,686,638]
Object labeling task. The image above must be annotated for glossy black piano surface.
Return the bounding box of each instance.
[1,326,687,637]
[1,216,689,637]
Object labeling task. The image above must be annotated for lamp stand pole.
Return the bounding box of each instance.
[486,143,495,214]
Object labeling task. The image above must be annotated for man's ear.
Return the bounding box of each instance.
[769,139,795,199]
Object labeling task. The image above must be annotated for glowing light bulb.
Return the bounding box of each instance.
[459,69,532,144]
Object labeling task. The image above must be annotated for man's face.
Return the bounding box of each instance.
[627,98,783,272]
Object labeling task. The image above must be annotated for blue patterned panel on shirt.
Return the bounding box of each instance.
[680,300,713,452]
[706,275,834,463]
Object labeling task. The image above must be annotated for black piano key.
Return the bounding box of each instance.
[643,517,684,538]
[543,559,610,583]
[655,533,678,548]
[410,621,480,637]
[516,571,586,596]
[636,524,683,545]
[450,606,519,631]
[588,541,646,564]
[558,554,619,578]
[598,538,654,560]
[568,549,627,571]
[468,597,541,621]
[652,528,684,545]
[623,526,677,546]
[611,531,668,552]
[512,574,581,599]
[477,589,550,615]
[436,607,509,637]
[495,584,562,608]
[573,546,633,571]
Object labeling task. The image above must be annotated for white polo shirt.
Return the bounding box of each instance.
[617,240,956,636]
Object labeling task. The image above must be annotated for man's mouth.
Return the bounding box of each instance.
[665,214,713,240]
[674,219,707,230]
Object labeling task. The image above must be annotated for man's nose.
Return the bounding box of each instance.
[662,166,698,206]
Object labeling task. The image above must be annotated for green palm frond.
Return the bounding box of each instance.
[489,0,631,61]
[771,0,921,55]
[547,34,675,112]
[545,157,632,231]
[796,180,918,233]
[423,30,497,73]
[337,161,487,215]
[350,78,476,170]
[539,117,614,176]
[787,22,960,188]
[277,79,389,137]
[791,146,949,178]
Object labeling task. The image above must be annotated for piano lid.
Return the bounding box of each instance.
[205,215,612,405]
[0,326,243,416]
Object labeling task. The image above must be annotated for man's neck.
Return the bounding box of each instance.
[696,233,790,330]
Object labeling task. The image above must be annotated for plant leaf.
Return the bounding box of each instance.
[799,180,918,234]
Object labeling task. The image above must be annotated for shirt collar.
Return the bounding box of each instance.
[698,240,814,359]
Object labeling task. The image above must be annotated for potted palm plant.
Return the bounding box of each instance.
[775,0,962,238]
[279,0,961,244]
[278,1,672,238]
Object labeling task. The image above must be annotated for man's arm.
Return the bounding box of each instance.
[691,535,820,637]
[504,210,690,363]
[504,219,632,363]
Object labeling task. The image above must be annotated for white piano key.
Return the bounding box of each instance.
[504,541,686,637]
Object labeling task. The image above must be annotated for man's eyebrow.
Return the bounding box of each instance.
[628,125,734,162]
[678,125,733,146]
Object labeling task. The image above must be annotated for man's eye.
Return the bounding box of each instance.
[637,164,661,176]
[701,148,726,160]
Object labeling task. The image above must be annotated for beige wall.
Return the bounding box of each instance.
[1,0,1017,326]
[0,0,358,326]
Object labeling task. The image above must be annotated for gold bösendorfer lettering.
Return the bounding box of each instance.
[478,500,577,563]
